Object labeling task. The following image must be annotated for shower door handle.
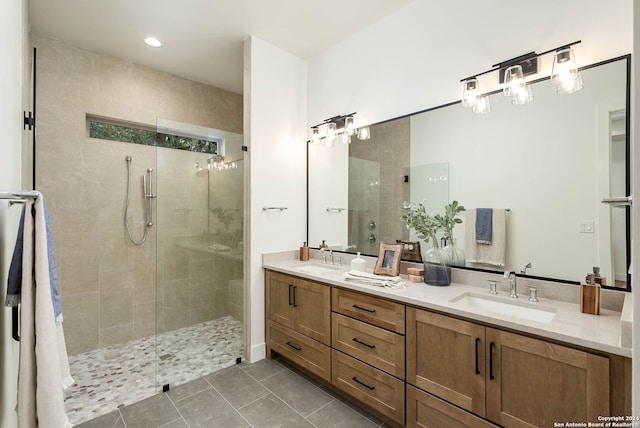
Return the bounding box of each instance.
[12,306,20,341]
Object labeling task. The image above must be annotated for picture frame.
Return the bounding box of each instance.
[373,242,403,276]
[396,240,422,263]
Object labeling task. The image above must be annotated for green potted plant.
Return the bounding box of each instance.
[401,200,465,286]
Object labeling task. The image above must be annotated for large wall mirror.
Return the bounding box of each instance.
[308,55,631,290]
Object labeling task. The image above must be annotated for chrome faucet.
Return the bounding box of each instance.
[505,271,517,298]
[328,249,334,265]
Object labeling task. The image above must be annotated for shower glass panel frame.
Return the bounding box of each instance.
[155,118,245,391]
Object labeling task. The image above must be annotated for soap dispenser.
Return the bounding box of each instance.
[350,252,366,271]
[580,272,600,315]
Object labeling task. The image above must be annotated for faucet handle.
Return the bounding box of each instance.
[528,287,539,302]
[488,280,498,295]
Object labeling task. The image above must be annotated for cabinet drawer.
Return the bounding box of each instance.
[332,350,404,425]
[332,313,405,379]
[406,385,498,428]
[266,320,331,382]
[332,288,405,334]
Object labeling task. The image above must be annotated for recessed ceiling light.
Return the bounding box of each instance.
[144,37,162,48]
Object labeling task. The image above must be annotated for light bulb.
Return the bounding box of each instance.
[503,65,525,98]
[472,95,491,114]
[326,122,337,142]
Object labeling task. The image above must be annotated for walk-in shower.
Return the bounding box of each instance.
[37,116,245,425]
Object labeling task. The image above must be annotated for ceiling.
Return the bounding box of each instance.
[28,0,414,94]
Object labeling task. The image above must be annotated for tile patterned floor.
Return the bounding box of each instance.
[76,358,391,428]
[65,316,244,426]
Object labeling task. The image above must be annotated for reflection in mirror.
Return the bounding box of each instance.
[307,56,630,289]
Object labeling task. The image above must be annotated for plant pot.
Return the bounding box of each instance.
[423,248,451,286]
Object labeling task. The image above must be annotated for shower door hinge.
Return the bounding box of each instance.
[242,146,248,152]
[23,111,35,130]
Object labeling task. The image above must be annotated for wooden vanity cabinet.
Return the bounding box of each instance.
[407,307,612,428]
[485,328,610,427]
[265,271,330,345]
[265,271,331,381]
[406,385,497,428]
[407,308,486,417]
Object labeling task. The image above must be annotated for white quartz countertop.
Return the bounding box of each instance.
[263,258,631,358]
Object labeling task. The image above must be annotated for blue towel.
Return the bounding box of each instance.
[475,208,493,244]
[5,195,63,323]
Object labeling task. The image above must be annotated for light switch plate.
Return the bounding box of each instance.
[577,220,594,233]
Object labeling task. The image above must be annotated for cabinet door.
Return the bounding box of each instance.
[486,328,610,427]
[293,279,331,345]
[407,308,486,417]
[265,271,295,329]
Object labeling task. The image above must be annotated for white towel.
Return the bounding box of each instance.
[465,208,507,267]
[343,270,405,289]
[17,194,73,428]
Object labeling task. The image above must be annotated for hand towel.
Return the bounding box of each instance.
[343,270,405,289]
[475,208,493,244]
[16,193,73,428]
[6,196,63,324]
[465,208,507,267]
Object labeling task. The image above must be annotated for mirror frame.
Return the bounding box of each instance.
[306,54,631,292]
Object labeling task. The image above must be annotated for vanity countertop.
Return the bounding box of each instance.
[263,257,631,358]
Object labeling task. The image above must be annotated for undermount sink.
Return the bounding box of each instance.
[449,292,557,323]
[295,264,340,275]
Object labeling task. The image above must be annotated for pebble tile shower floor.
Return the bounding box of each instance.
[64,316,244,426]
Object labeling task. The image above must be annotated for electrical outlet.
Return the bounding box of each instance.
[578,220,594,233]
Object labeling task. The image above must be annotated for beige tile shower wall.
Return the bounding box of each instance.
[32,33,243,355]
[350,117,410,247]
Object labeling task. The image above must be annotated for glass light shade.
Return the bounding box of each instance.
[503,65,525,98]
[461,78,479,108]
[326,122,337,142]
[472,95,491,114]
[551,47,583,94]
[511,84,534,105]
[357,126,370,140]
[310,127,320,144]
[340,133,351,145]
[344,116,356,136]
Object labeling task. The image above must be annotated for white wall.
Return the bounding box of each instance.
[0,1,27,426]
[308,0,632,129]
[245,36,307,362]
[0,0,25,190]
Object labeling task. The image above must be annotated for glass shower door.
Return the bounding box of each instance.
[154,118,245,390]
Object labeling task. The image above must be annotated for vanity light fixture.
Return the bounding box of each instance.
[308,113,370,147]
[207,155,238,172]
[460,40,582,113]
[144,37,162,48]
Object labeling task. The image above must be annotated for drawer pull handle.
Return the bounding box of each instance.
[352,304,376,313]
[292,286,298,307]
[288,284,293,306]
[352,376,375,390]
[475,337,480,375]
[352,337,376,349]
[286,341,302,351]
[489,342,495,380]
